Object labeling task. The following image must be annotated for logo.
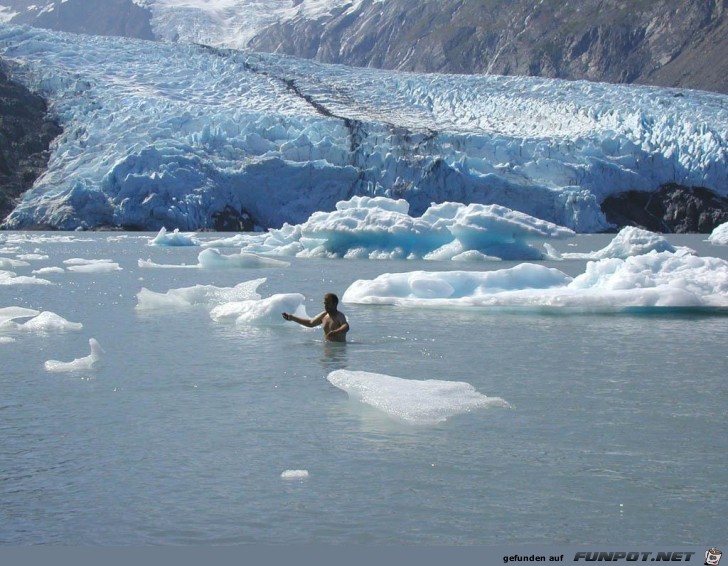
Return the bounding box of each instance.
[705,549,722,566]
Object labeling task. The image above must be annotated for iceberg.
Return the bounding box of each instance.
[0,25,725,233]
[209,293,306,326]
[148,227,201,247]
[138,249,289,269]
[65,259,122,273]
[343,250,728,310]
[327,369,511,425]
[0,269,53,285]
[135,278,266,311]
[216,196,574,260]
[709,222,728,246]
[44,338,104,373]
[196,248,289,269]
[559,226,683,260]
[0,306,40,328]
[18,311,84,332]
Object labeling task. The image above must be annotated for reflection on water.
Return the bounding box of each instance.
[319,340,349,372]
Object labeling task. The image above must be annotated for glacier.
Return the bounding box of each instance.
[0,24,726,232]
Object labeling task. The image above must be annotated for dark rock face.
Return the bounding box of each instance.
[601,185,728,233]
[211,205,256,232]
[0,66,62,222]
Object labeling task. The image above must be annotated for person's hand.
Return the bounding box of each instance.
[282,312,291,321]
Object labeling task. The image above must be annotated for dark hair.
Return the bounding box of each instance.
[324,293,339,306]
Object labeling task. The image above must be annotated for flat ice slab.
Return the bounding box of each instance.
[327,369,511,425]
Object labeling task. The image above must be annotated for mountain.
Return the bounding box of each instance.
[0,0,726,94]
[0,25,725,233]
[0,0,155,40]
[0,66,61,220]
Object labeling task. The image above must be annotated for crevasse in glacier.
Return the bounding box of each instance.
[0,25,725,232]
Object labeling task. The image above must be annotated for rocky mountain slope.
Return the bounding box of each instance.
[0,67,61,221]
[249,0,728,94]
[0,0,726,94]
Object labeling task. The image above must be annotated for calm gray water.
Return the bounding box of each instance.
[1,232,726,545]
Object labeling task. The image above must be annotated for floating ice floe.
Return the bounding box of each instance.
[280,470,309,480]
[210,293,307,326]
[18,311,84,332]
[136,278,266,311]
[709,222,728,246]
[17,253,49,261]
[44,338,104,373]
[64,258,122,273]
[1,308,80,335]
[327,370,511,425]
[558,226,684,260]
[0,270,53,285]
[0,306,41,329]
[148,227,201,247]
[343,250,728,310]
[32,266,66,275]
[197,249,289,269]
[139,249,289,269]
[212,197,574,261]
[0,258,31,269]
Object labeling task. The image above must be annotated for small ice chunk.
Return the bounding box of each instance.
[65,259,122,273]
[148,227,201,246]
[281,470,309,480]
[44,338,104,373]
[19,311,83,332]
[197,248,289,269]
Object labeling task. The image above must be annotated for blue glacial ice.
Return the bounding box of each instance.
[216,196,575,260]
[342,250,728,310]
[0,25,725,232]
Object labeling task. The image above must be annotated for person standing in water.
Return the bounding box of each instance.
[282,293,349,342]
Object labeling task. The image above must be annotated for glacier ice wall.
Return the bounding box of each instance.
[0,25,725,232]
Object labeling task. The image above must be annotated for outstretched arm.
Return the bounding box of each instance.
[282,311,325,328]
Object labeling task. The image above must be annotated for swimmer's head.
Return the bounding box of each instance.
[324,293,339,313]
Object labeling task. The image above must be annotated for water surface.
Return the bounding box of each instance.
[1,233,726,544]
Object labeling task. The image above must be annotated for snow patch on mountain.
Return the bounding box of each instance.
[146,0,373,48]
